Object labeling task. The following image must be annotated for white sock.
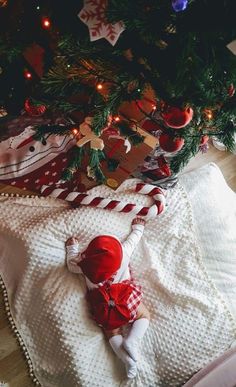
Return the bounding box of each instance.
[123,318,149,361]
[109,335,137,378]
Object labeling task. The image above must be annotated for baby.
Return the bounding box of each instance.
[65,217,150,379]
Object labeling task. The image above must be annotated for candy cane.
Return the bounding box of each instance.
[40,183,166,218]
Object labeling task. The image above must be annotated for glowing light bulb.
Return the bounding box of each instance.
[72,128,79,135]
[42,17,51,29]
[114,116,120,122]
[152,104,157,110]
[24,70,32,79]
[96,83,103,90]
[204,109,213,120]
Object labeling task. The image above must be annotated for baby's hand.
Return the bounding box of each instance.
[132,217,146,226]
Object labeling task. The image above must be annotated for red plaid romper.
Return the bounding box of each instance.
[87,267,142,330]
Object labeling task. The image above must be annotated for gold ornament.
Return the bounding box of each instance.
[106,178,119,188]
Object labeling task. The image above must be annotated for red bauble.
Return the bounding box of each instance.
[200,135,209,145]
[24,98,47,116]
[159,133,185,152]
[162,106,193,129]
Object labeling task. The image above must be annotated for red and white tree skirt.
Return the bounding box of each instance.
[0,126,85,192]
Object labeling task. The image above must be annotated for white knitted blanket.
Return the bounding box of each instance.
[0,179,236,387]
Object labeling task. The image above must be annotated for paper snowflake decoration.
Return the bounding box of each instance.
[78,0,125,46]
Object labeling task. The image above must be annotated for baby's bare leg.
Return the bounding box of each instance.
[104,327,137,379]
[135,302,150,321]
[104,327,122,339]
[123,302,150,362]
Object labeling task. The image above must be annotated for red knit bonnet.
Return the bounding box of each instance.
[78,235,123,284]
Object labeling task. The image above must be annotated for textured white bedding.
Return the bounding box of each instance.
[180,163,236,320]
[0,163,236,387]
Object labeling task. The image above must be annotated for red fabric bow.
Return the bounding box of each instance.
[87,283,133,330]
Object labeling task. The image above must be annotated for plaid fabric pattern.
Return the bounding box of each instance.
[127,282,142,321]
[98,265,143,323]
[126,265,143,321]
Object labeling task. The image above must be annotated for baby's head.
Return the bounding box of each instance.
[79,235,122,284]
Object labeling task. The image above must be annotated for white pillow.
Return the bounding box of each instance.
[183,347,236,387]
[180,162,236,319]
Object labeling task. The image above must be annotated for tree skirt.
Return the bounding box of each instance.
[0,126,84,193]
[0,179,236,387]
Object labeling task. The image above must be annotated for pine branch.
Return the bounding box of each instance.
[33,125,72,140]
[89,149,106,183]
[170,136,200,174]
[116,121,144,145]
[62,147,85,181]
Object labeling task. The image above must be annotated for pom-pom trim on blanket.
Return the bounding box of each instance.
[0,275,41,386]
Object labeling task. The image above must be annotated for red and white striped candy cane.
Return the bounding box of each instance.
[41,183,166,218]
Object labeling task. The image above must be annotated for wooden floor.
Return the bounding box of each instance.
[0,144,236,386]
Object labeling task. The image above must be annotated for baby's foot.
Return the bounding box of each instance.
[123,338,140,362]
[125,357,138,379]
[66,237,79,247]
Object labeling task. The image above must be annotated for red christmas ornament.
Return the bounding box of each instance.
[24,98,47,116]
[200,135,209,145]
[162,106,193,129]
[228,84,235,97]
[159,133,185,152]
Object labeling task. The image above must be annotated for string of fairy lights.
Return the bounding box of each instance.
[12,0,228,147]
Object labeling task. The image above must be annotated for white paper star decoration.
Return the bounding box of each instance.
[78,0,125,46]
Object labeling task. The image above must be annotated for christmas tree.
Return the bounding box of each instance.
[0,0,236,184]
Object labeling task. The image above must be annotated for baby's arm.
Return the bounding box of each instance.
[122,218,145,263]
[66,237,83,274]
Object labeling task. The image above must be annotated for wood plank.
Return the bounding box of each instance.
[0,348,33,385]
[182,144,236,191]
